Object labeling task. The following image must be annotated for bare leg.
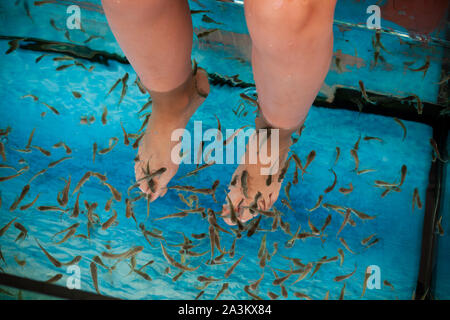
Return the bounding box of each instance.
[223,0,336,223]
[102,0,210,201]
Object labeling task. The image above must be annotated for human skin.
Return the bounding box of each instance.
[101,0,337,222]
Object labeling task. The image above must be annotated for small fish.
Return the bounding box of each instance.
[160,243,199,272]
[430,138,447,163]
[90,262,101,294]
[223,125,249,146]
[9,184,30,212]
[281,285,288,298]
[195,290,205,300]
[101,106,108,125]
[53,142,72,154]
[268,291,278,300]
[14,255,26,266]
[339,282,346,300]
[35,238,62,267]
[224,255,244,278]
[102,209,118,231]
[359,80,375,104]
[244,285,263,300]
[334,147,341,166]
[412,188,422,210]
[52,223,80,239]
[336,209,351,237]
[278,156,291,182]
[365,237,380,249]
[28,168,47,184]
[292,153,303,173]
[132,269,151,281]
[191,233,207,240]
[361,266,373,297]
[247,215,262,237]
[197,28,219,38]
[213,283,229,300]
[257,234,267,260]
[324,169,337,193]
[383,280,395,290]
[339,237,355,254]
[0,142,6,162]
[35,53,48,63]
[394,118,407,141]
[408,56,430,78]
[56,63,75,71]
[107,78,121,96]
[102,246,144,260]
[337,248,345,266]
[118,73,129,105]
[54,228,76,245]
[334,264,357,282]
[71,192,81,218]
[72,91,82,99]
[98,137,119,155]
[292,263,313,284]
[350,149,359,172]
[177,162,215,180]
[102,181,121,201]
[57,177,71,207]
[361,234,377,246]
[307,194,323,212]
[14,222,28,242]
[294,291,312,300]
[357,169,376,175]
[72,171,98,195]
[84,35,103,44]
[30,145,51,157]
[364,136,383,142]
[6,39,22,54]
[339,183,353,195]
[398,165,407,187]
[240,170,249,199]
[353,135,362,151]
[302,150,316,178]
[37,206,68,213]
[201,14,223,25]
[20,193,40,210]
[154,211,189,221]
[0,217,18,237]
[120,122,130,146]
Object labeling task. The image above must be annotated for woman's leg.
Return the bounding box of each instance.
[102,0,193,91]
[102,0,210,200]
[223,0,336,223]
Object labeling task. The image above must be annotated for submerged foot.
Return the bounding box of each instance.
[134,67,210,201]
[222,122,294,225]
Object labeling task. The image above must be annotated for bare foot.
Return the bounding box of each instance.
[134,67,210,201]
[222,121,294,225]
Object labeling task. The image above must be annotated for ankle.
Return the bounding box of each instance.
[149,72,195,110]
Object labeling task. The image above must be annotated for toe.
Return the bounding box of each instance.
[134,161,151,194]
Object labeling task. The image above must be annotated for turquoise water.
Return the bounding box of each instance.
[0,0,448,300]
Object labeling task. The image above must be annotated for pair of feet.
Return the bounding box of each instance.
[134,68,293,225]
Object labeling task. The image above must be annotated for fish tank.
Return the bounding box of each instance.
[0,0,449,302]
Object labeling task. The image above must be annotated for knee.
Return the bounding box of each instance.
[247,0,328,32]
[102,0,169,18]
[246,0,335,41]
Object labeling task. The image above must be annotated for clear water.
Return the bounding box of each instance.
[0,0,448,300]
